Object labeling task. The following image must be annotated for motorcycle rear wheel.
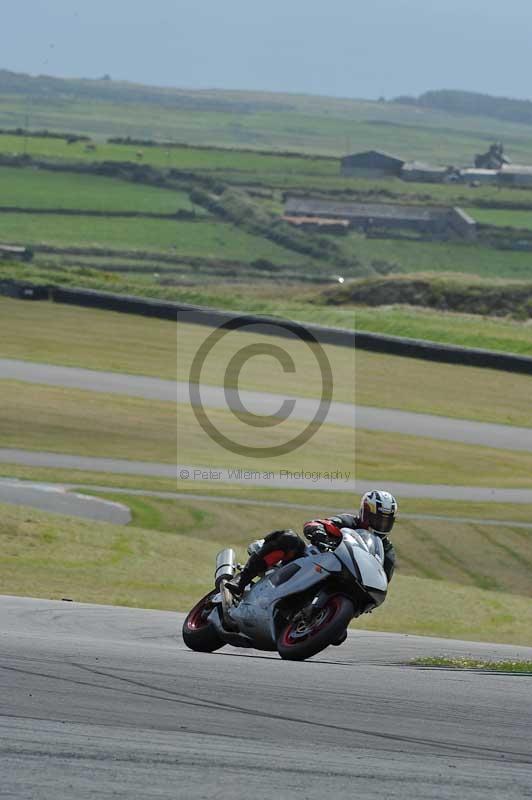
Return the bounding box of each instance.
[277,595,354,661]
[182,591,225,652]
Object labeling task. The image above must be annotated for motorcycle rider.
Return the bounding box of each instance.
[303,489,397,583]
[226,489,398,598]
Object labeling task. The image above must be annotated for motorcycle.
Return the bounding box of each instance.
[182,528,388,661]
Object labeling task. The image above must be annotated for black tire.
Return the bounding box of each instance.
[331,629,348,646]
[277,595,354,661]
[182,591,225,652]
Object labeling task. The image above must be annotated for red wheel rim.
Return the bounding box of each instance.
[282,595,342,647]
[187,595,213,631]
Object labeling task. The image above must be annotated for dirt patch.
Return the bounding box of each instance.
[321,274,532,319]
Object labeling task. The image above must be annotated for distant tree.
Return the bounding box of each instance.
[392,89,532,126]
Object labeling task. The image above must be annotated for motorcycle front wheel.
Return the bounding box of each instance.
[277,595,354,661]
[182,591,225,652]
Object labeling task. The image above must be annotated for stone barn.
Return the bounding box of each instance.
[498,165,532,187]
[401,162,452,183]
[283,196,476,239]
[340,150,405,178]
[458,168,499,185]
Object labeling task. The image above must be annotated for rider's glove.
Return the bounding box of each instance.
[304,523,330,547]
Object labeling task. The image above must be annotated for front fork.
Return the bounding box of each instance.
[290,588,331,625]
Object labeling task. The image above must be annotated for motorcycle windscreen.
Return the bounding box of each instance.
[353,529,385,565]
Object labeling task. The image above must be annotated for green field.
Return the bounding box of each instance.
[2,113,532,351]
[0,166,204,214]
[5,134,532,212]
[0,213,306,264]
[5,141,532,214]
[466,206,532,230]
[244,173,532,209]
[338,232,532,279]
[359,575,532,644]
[0,132,336,175]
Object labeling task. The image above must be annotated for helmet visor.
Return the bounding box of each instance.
[368,510,395,534]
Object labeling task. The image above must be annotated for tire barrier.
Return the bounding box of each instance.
[0,280,49,301]
[1,280,531,374]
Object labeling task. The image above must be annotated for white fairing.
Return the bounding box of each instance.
[354,549,387,592]
[342,529,388,592]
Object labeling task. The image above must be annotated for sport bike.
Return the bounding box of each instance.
[182,528,388,661]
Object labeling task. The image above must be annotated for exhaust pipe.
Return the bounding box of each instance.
[215,548,236,588]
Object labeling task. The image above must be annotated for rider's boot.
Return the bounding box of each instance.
[224,549,264,600]
[225,567,253,600]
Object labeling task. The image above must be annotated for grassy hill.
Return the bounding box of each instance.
[396,89,532,126]
[5,69,532,161]
[1,72,532,352]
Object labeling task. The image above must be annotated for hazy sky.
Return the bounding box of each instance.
[5,0,532,100]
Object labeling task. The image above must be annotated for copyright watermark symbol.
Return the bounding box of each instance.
[186,317,333,458]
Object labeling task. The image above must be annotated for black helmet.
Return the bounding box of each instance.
[360,490,397,534]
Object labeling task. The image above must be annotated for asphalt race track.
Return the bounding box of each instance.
[5,479,532,529]
[2,357,532,506]
[0,479,131,524]
[3,449,532,505]
[2,358,532,452]
[2,354,531,798]
[1,596,532,800]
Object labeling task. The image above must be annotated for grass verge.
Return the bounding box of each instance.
[3,380,532,486]
[0,379,356,475]
[0,297,356,403]
[352,306,532,356]
[0,463,353,508]
[411,657,532,672]
[5,267,532,361]
[358,575,532,645]
[3,296,531,426]
[353,350,532,428]
[5,465,532,524]
[91,492,532,598]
